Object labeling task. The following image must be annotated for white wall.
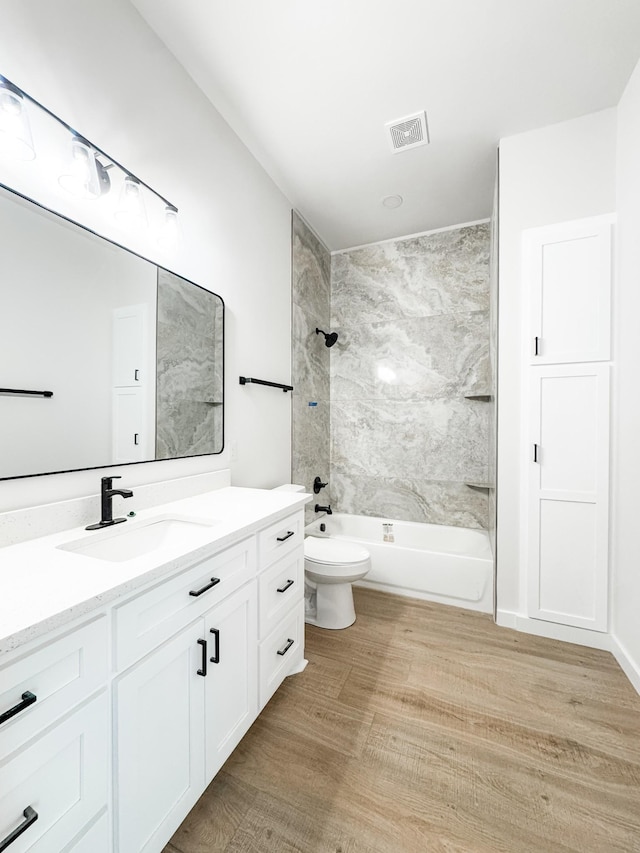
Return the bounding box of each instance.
[0,0,293,512]
[612,57,640,689]
[497,109,617,615]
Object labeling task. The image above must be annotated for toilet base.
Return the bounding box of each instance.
[307,581,356,630]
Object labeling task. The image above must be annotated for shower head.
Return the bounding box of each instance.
[316,327,338,348]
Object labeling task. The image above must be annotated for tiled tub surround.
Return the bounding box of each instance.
[291,212,332,523]
[331,224,491,529]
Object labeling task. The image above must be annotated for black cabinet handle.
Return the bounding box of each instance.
[209,628,220,664]
[534,336,540,356]
[277,579,294,594]
[189,577,221,597]
[0,806,38,851]
[0,691,36,727]
[197,638,207,677]
[276,530,295,543]
[277,638,294,656]
[134,369,140,381]
[533,443,539,463]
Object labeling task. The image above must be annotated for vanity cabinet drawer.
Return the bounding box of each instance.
[258,511,304,570]
[259,602,304,709]
[114,536,256,671]
[0,693,108,853]
[258,549,304,641]
[0,617,107,760]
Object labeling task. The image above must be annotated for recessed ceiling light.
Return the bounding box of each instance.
[382,195,403,209]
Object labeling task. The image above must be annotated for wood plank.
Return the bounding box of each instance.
[166,588,640,853]
[164,771,257,853]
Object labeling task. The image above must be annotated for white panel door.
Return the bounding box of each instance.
[112,387,146,462]
[204,582,258,782]
[115,622,206,853]
[525,216,613,365]
[113,304,146,387]
[527,364,610,630]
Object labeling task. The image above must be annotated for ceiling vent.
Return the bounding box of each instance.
[385,111,429,154]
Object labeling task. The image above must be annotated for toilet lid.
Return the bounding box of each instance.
[304,536,370,565]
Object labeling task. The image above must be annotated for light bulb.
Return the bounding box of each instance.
[59,136,101,199]
[0,80,35,161]
[115,175,147,228]
[157,205,181,251]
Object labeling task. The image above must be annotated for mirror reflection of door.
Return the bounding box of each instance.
[112,304,154,462]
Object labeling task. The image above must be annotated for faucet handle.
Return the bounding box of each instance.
[101,474,121,491]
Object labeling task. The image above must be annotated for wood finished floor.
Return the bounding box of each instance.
[164,588,640,853]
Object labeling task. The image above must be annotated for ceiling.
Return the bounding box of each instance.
[131,0,640,251]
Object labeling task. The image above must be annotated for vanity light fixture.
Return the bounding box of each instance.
[0,78,35,161]
[115,175,147,227]
[0,73,180,247]
[58,135,111,199]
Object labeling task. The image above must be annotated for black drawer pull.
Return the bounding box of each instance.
[197,638,207,677]
[209,628,220,664]
[189,577,220,597]
[276,530,295,543]
[0,691,37,727]
[0,806,38,851]
[277,579,294,594]
[277,638,294,656]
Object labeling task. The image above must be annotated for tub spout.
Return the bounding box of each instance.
[315,504,332,515]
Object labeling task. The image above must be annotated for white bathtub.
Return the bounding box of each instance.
[305,513,493,613]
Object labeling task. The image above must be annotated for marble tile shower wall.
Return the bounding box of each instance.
[291,212,332,524]
[330,224,491,529]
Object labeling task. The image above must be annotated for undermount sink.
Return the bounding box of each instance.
[57,515,218,563]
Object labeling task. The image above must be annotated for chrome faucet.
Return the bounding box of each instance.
[86,475,134,530]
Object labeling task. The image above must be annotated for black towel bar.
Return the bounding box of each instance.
[239,377,293,393]
[0,388,53,398]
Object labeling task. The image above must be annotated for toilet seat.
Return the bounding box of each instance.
[304,537,369,567]
[304,537,370,579]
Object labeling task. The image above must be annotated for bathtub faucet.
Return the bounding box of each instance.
[315,504,332,515]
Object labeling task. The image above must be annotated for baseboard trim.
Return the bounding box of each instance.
[610,635,640,696]
[495,610,612,651]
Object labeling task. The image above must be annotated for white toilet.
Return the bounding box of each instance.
[304,536,371,629]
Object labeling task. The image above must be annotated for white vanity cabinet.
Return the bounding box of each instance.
[0,618,109,853]
[115,581,257,853]
[0,491,308,853]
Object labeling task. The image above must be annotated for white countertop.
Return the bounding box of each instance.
[0,486,310,657]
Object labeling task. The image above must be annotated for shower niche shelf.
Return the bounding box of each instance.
[464,482,492,492]
[463,393,493,402]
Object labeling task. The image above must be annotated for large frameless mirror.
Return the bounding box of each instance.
[0,184,224,480]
